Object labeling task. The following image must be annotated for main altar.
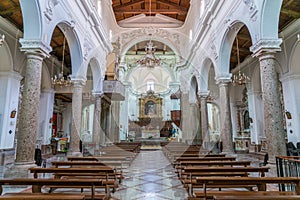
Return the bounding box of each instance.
[128,90,172,139]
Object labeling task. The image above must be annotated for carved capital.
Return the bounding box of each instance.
[19,39,52,58]
[215,74,232,85]
[250,39,282,57]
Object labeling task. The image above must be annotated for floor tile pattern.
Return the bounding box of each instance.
[111,150,188,200]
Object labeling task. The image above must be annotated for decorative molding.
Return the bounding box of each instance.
[250,39,282,56]
[83,36,92,60]
[19,39,52,57]
[44,0,59,23]
[242,0,258,22]
[120,27,180,51]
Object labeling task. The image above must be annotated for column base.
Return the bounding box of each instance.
[4,162,36,178]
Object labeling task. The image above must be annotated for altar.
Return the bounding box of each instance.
[142,130,160,138]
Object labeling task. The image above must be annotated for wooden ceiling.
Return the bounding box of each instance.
[112,0,190,22]
[0,0,300,72]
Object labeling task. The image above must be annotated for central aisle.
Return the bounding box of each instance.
[112,150,188,200]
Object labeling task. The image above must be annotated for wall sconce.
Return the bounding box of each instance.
[0,34,5,47]
[285,111,292,119]
[298,34,300,42]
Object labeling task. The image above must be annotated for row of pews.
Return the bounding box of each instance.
[0,142,141,200]
[162,142,300,200]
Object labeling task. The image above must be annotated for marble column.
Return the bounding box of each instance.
[256,53,286,162]
[180,92,191,143]
[92,92,102,145]
[198,91,210,149]
[15,49,50,164]
[251,39,286,163]
[69,79,85,154]
[217,78,234,153]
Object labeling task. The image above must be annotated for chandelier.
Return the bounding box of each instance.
[137,40,161,68]
[52,36,72,87]
[232,36,250,86]
[0,34,5,47]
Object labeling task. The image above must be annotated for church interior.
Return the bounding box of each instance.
[1,0,300,199]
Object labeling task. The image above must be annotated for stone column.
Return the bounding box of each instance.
[180,92,191,143]
[92,92,102,145]
[251,40,286,163]
[15,41,51,164]
[69,79,85,154]
[216,78,234,153]
[198,91,210,149]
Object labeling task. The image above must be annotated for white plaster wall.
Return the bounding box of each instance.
[0,72,22,149]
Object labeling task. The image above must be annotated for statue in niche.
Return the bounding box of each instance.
[244,110,250,130]
[145,100,156,115]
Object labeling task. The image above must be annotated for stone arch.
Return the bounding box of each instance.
[189,76,198,103]
[199,57,215,92]
[47,22,83,78]
[261,0,282,39]
[219,21,254,77]
[41,62,52,91]
[19,0,42,39]
[88,57,103,92]
[0,42,13,71]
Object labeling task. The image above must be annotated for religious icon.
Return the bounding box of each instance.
[145,101,156,115]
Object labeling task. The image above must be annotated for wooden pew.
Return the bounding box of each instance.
[2,193,86,200]
[190,176,300,199]
[51,161,124,183]
[29,167,118,194]
[176,160,251,174]
[213,196,300,200]
[0,178,103,199]
[173,157,236,168]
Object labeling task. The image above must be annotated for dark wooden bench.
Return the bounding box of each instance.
[176,160,251,174]
[2,193,86,200]
[213,195,300,200]
[29,167,117,194]
[0,178,104,199]
[191,177,300,199]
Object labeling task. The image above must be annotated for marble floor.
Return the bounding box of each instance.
[0,149,272,200]
[111,150,188,200]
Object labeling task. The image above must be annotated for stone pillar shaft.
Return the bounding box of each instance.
[199,93,210,149]
[15,52,45,164]
[69,81,84,153]
[92,94,102,144]
[218,81,234,153]
[258,53,286,162]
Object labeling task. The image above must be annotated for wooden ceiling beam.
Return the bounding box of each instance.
[156,0,186,10]
[281,8,300,18]
[113,8,187,15]
[113,0,145,10]
[0,7,19,15]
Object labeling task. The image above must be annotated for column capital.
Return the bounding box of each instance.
[250,38,282,58]
[215,75,232,85]
[71,76,86,87]
[19,39,52,58]
[92,91,104,97]
[197,91,210,98]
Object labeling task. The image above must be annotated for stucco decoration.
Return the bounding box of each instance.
[121,27,180,51]
[250,39,282,55]
[84,36,92,60]
[242,0,258,22]
[44,0,59,23]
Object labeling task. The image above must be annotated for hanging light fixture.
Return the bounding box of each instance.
[52,36,72,87]
[137,39,161,68]
[0,34,5,47]
[232,36,250,86]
